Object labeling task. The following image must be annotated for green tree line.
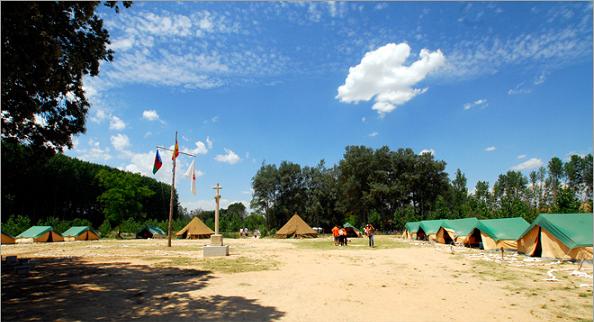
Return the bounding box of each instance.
[251,145,593,231]
[1,141,179,231]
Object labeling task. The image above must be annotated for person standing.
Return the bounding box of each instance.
[338,226,345,246]
[365,223,375,248]
[332,225,339,246]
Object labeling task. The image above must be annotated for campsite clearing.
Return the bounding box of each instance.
[2,236,592,321]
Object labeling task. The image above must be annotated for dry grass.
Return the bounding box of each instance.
[294,235,411,250]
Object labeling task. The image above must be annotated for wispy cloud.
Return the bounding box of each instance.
[517,154,527,159]
[463,98,487,110]
[507,82,532,95]
[443,24,592,80]
[368,131,378,137]
[93,9,291,95]
[485,146,496,152]
[511,158,543,171]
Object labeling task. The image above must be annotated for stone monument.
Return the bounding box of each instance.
[203,183,229,257]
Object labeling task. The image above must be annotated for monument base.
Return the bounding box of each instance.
[203,245,229,257]
[210,234,223,246]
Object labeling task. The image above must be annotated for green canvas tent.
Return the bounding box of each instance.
[62,226,100,241]
[517,213,593,260]
[465,217,529,250]
[343,222,362,238]
[16,226,64,243]
[136,226,167,239]
[402,222,420,239]
[417,220,446,241]
[436,218,479,244]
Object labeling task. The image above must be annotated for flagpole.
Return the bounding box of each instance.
[167,131,177,247]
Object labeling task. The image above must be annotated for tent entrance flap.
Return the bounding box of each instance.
[466,228,482,248]
[417,228,426,240]
[532,227,542,257]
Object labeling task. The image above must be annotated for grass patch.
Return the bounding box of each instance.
[579,293,590,298]
[294,236,411,250]
[154,256,279,274]
[469,260,521,282]
[202,257,279,273]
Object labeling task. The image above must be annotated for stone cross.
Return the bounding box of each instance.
[213,183,222,235]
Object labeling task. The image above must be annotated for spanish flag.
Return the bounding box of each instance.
[172,139,179,160]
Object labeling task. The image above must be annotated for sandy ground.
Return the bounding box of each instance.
[1,236,592,321]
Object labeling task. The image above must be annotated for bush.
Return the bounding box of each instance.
[37,216,70,234]
[71,218,93,227]
[119,218,142,234]
[173,216,191,231]
[222,231,239,239]
[98,220,111,237]
[2,214,31,236]
[267,228,277,237]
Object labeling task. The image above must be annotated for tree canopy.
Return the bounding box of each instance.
[1,141,178,228]
[251,145,593,231]
[1,1,130,152]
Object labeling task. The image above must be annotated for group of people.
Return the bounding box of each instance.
[239,228,261,238]
[332,225,349,246]
[331,223,375,247]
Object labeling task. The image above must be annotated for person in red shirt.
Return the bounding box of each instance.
[365,223,376,248]
[331,225,339,246]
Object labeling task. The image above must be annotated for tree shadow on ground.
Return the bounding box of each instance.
[2,257,285,321]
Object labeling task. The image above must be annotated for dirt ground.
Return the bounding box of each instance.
[1,236,592,321]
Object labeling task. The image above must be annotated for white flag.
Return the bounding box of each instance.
[184,160,197,195]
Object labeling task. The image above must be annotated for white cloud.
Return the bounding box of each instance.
[463,98,488,110]
[361,117,367,123]
[144,131,152,138]
[215,148,240,164]
[184,140,209,155]
[517,154,527,159]
[511,158,543,171]
[336,43,445,116]
[142,109,160,121]
[77,139,111,162]
[508,85,532,95]
[109,37,135,51]
[419,148,435,155]
[111,134,130,151]
[534,72,547,85]
[90,109,108,124]
[485,146,496,152]
[368,131,379,137]
[109,116,126,130]
[206,136,213,149]
[508,72,549,95]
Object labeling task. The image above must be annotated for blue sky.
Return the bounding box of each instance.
[66,2,593,211]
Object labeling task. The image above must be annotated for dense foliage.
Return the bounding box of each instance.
[1,141,179,230]
[251,146,593,231]
[1,1,129,152]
